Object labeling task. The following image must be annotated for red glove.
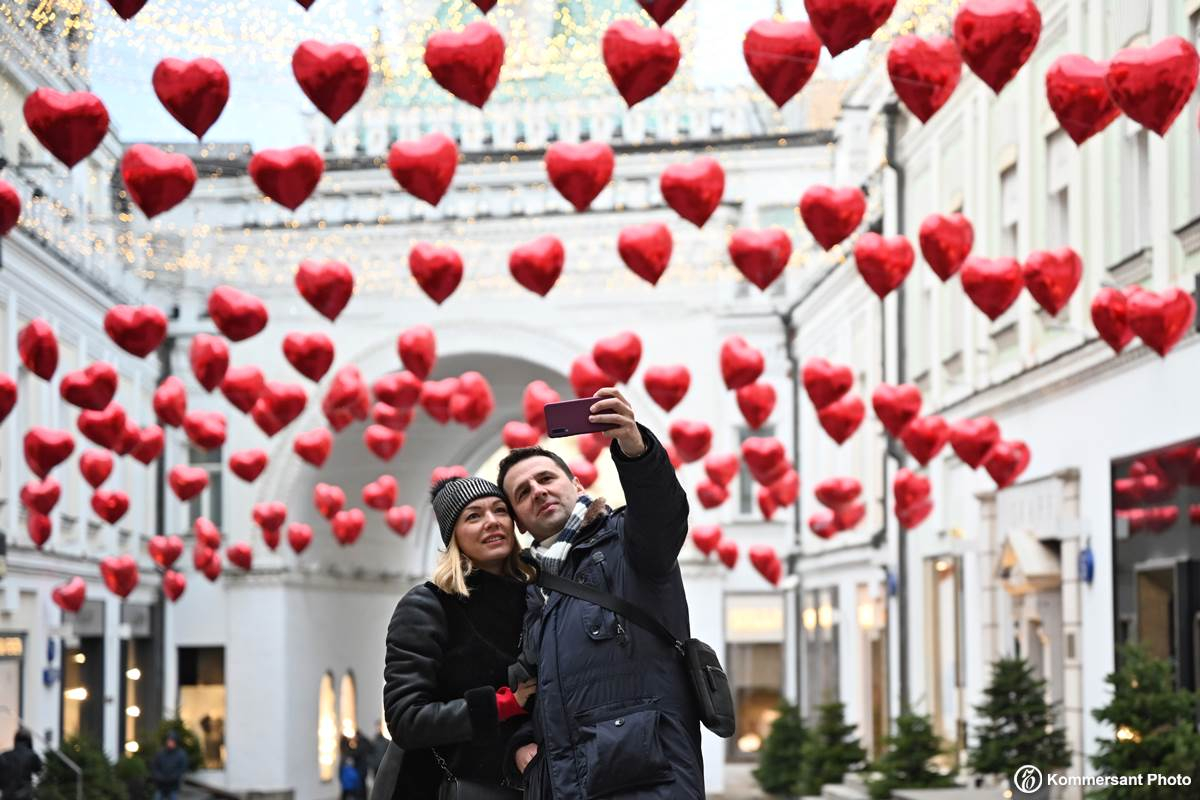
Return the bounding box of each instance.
[496,686,528,722]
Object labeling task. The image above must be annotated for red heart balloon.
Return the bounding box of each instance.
[227,542,253,571]
[900,415,950,466]
[22,88,109,168]
[729,228,793,291]
[162,570,187,602]
[0,374,13,425]
[720,336,764,390]
[471,0,497,11]
[696,479,730,509]
[283,332,335,383]
[365,425,405,461]
[169,465,209,501]
[660,157,724,228]
[292,41,369,123]
[871,383,922,437]
[103,304,167,359]
[195,517,222,549]
[386,506,416,537]
[893,467,931,509]
[949,417,1001,469]
[388,133,458,206]
[149,535,185,569]
[960,256,1023,320]
[0,180,18,236]
[810,509,838,539]
[744,19,821,108]
[108,417,138,458]
[1106,37,1199,136]
[152,57,229,139]
[294,428,333,467]
[314,483,345,519]
[769,468,800,506]
[78,403,127,449]
[295,259,354,321]
[579,432,608,463]
[570,458,599,490]
[805,0,896,56]
[220,366,265,414]
[953,0,1041,94]
[208,285,268,342]
[251,382,308,436]
[855,233,914,298]
[450,371,494,430]
[323,366,370,429]
[1091,287,1134,354]
[704,453,740,487]
[373,402,415,431]
[800,186,866,250]
[21,477,61,515]
[24,428,74,478]
[802,357,852,409]
[603,21,680,107]
[834,501,866,530]
[60,362,118,411]
[716,538,739,568]
[252,501,287,534]
[741,437,788,485]
[1127,287,1196,358]
[691,524,722,556]
[1045,54,1121,145]
[749,544,781,584]
[151,378,186,430]
[374,371,423,410]
[668,419,713,463]
[618,223,673,285]
[92,489,130,525]
[642,365,690,412]
[420,378,459,424]
[736,381,776,430]
[817,394,865,445]
[189,334,230,391]
[545,143,614,212]
[121,144,196,218]
[758,487,779,521]
[430,466,468,486]
[53,577,87,613]
[503,421,541,449]
[593,332,642,384]
[638,0,687,26]
[919,213,974,281]
[424,22,505,108]
[897,497,933,528]
[1023,247,1082,317]
[332,508,366,546]
[288,522,314,553]
[18,319,58,381]
[27,510,52,548]
[363,475,398,510]
[130,425,164,465]
[510,235,565,296]
[983,439,1030,488]
[887,35,962,122]
[100,555,138,598]
[398,326,437,380]
[202,553,223,582]
[80,449,114,488]
[569,355,610,399]
[230,449,268,482]
[248,146,324,210]
[183,410,227,450]
[410,243,464,304]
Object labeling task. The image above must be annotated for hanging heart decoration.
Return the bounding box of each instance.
[424,21,505,108]
[152,57,230,139]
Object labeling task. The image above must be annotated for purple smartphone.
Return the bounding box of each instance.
[543,397,619,438]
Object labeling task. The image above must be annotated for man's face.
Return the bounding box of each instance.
[166,739,177,749]
[502,455,583,541]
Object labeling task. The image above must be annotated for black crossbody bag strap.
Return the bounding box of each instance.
[536,570,685,652]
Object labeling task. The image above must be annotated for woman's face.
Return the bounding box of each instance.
[454,496,516,571]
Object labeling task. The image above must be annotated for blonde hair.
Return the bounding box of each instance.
[431,531,534,598]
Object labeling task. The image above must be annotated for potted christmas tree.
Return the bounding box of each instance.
[798,700,866,795]
[867,708,955,799]
[754,699,809,798]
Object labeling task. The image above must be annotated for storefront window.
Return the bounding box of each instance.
[339,671,358,739]
[725,594,785,760]
[1112,437,1200,689]
[0,636,24,751]
[178,647,226,769]
[62,600,105,744]
[318,671,337,782]
[802,587,839,716]
[119,603,162,755]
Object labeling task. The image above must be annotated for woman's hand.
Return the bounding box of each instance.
[515,743,539,774]
[515,679,537,708]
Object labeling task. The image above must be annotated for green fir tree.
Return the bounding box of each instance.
[867,709,955,800]
[36,736,129,800]
[969,656,1071,782]
[754,699,809,797]
[799,701,867,795]
[1089,645,1200,800]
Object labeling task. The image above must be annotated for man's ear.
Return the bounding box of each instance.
[573,477,586,494]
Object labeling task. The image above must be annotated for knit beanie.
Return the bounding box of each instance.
[431,477,508,547]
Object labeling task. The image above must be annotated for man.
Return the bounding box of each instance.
[497,386,702,799]
[149,731,188,800]
[0,728,42,800]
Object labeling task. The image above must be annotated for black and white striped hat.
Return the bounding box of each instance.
[431,477,508,547]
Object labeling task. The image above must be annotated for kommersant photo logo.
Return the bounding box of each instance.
[1012,765,1194,792]
[1014,764,1043,794]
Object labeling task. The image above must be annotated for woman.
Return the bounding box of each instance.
[382,476,536,798]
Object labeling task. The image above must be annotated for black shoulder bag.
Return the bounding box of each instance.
[537,571,736,738]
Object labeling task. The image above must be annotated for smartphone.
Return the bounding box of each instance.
[543,397,619,438]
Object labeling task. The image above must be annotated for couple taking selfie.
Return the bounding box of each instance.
[377,387,734,799]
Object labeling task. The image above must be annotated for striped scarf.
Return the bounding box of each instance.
[530,494,594,578]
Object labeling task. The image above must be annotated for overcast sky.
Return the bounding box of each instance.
[89,0,867,148]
